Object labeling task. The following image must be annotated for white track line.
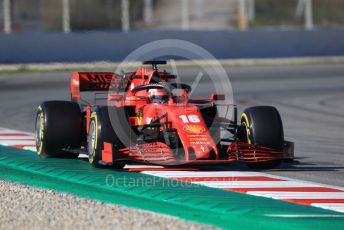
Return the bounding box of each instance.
[264,214,344,218]
[0,140,36,145]
[0,129,36,150]
[0,136,35,140]
[195,181,320,189]
[0,129,33,135]
[246,192,344,199]
[312,204,344,213]
[124,165,164,169]
[22,147,37,151]
[1,128,344,213]
[143,171,265,177]
[252,172,344,192]
[142,170,344,213]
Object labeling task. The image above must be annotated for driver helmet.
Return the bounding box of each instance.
[148,89,169,104]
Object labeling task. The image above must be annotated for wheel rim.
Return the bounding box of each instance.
[35,111,44,154]
[241,113,252,144]
[88,119,96,157]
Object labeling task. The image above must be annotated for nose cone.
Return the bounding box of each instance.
[187,145,217,160]
[166,106,218,161]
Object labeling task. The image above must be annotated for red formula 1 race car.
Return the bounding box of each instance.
[35,61,294,169]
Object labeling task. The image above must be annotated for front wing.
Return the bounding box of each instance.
[100,141,293,166]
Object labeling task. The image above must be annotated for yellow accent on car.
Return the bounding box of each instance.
[137,116,142,125]
[241,113,251,145]
[137,110,142,125]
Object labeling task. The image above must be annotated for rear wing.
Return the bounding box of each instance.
[70,72,129,101]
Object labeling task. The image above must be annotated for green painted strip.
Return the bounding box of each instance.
[0,146,344,230]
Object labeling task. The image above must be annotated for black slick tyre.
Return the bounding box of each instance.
[240,106,284,169]
[35,101,81,158]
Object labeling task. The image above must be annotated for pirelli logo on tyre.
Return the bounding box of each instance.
[183,124,205,134]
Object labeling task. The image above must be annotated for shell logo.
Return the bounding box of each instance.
[183,124,205,134]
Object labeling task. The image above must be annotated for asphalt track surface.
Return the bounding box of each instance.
[0,63,344,228]
[0,63,343,186]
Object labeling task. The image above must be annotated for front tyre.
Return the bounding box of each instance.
[87,107,125,169]
[240,106,284,169]
[35,101,81,158]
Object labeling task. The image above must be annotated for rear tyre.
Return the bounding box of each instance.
[240,106,284,169]
[35,101,81,158]
[87,107,125,169]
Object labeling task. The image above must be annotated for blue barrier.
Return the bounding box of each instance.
[0,29,343,63]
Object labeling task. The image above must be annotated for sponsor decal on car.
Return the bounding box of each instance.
[187,134,207,137]
[189,137,208,142]
[183,124,205,134]
[190,141,210,145]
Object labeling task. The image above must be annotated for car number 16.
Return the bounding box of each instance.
[179,115,200,123]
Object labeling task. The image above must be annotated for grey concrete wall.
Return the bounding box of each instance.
[0,29,343,63]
